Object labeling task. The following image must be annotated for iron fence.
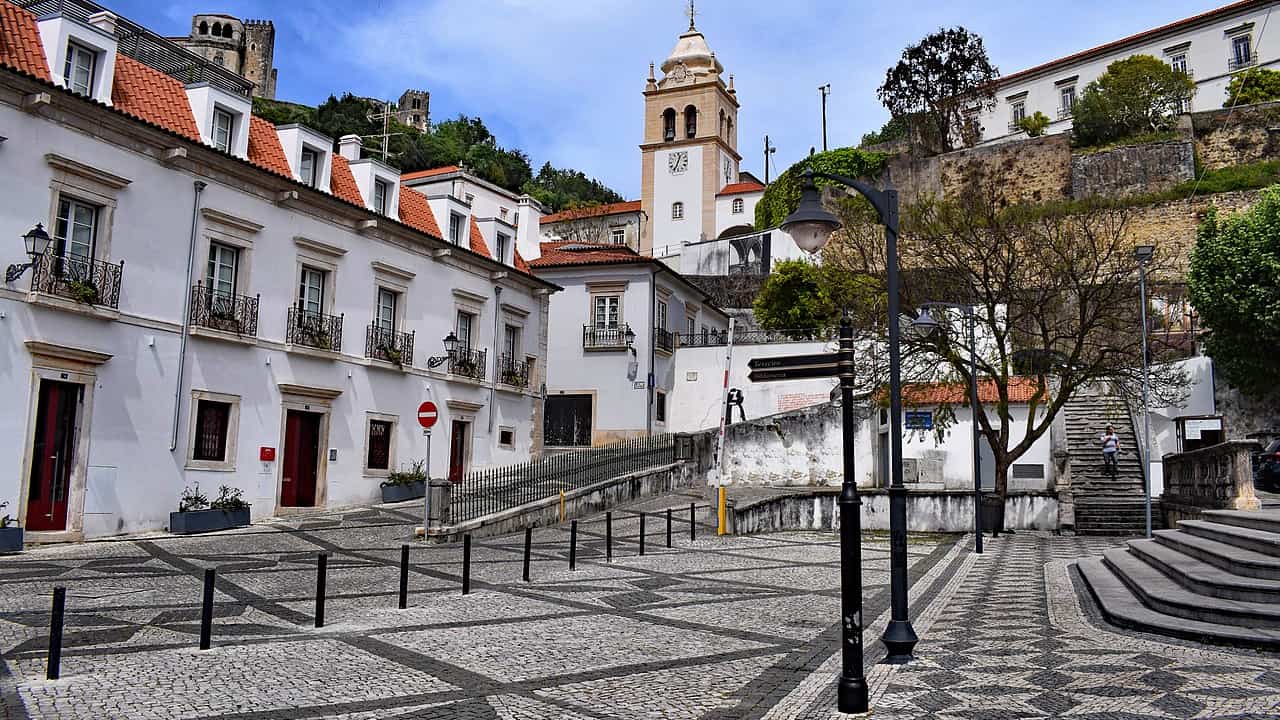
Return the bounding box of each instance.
[583,324,632,350]
[366,324,414,366]
[189,284,258,336]
[287,306,343,352]
[452,434,675,522]
[675,326,837,348]
[498,355,530,388]
[449,347,487,381]
[31,251,123,309]
[654,327,674,353]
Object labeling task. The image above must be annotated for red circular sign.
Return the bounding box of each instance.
[417,401,439,429]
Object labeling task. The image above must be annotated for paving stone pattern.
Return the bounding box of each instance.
[2,495,1278,719]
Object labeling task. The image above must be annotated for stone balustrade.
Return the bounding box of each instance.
[1161,440,1261,525]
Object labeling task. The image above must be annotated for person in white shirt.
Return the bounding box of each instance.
[1100,425,1121,478]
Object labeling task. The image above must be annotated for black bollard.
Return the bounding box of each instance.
[690,502,696,541]
[462,534,472,595]
[47,586,65,680]
[639,512,646,556]
[199,568,215,650]
[606,511,613,562]
[522,527,533,582]
[666,508,672,548]
[398,544,409,610]
[569,520,578,571]
[315,552,328,628]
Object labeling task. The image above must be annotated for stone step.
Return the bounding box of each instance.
[1102,548,1280,628]
[1202,509,1280,535]
[1077,557,1280,649]
[1126,538,1280,603]
[1154,529,1280,581]
[1178,520,1280,557]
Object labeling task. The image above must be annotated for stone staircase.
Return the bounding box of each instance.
[1063,392,1152,535]
[1078,509,1280,648]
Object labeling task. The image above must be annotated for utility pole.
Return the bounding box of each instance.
[819,84,831,152]
[763,135,777,184]
[363,102,406,162]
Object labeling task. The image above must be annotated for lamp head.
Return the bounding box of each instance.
[624,326,636,345]
[442,331,459,356]
[1134,244,1155,264]
[780,172,841,254]
[23,223,50,258]
[912,307,941,337]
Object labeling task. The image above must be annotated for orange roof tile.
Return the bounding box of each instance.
[469,216,491,259]
[329,154,365,206]
[540,200,642,224]
[513,247,531,273]
[400,165,460,182]
[901,377,1045,406]
[397,185,442,238]
[110,55,202,142]
[717,181,766,196]
[0,1,51,81]
[529,241,649,269]
[247,115,292,178]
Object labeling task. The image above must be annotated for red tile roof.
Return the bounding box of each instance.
[329,154,365,206]
[110,55,202,143]
[469,216,491,259]
[247,115,292,178]
[513,247,531,273]
[541,200,642,224]
[901,377,1045,406]
[396,185,442,238]
[529,241,650,268]
[0,1,51,81]
[400,165,460,182]
[717,181,766,196]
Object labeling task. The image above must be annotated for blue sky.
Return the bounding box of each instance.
[112,0,1220,198]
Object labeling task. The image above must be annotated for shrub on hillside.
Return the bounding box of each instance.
[1071,55,1195,148]
[1224,67,1280,107]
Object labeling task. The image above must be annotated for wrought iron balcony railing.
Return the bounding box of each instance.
[498,354,530,388]
[366,323,414,366]
[30,251,123,309]
[654,327,675,353]
[449,347,487,381]
[583,324,632,350]
[1229,53,1258,71]
[189,283,258,336]
[1058,106,1074,120]
[287,306,343,352]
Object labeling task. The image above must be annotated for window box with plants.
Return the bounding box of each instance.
[169,484,251,534]
[380,459,428,503]
[0,501,21,554]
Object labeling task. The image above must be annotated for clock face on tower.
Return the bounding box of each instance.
[668,151,689,174]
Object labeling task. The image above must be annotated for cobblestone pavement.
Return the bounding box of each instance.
[2,496,1279,719]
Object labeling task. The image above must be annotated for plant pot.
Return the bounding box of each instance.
[980,494,1005,534]
[0,526,23,553]
[169,508,250,534]
[381,480,426,503]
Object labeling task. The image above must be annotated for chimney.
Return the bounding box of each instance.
[338,134,362,161]
[88,11,118,34]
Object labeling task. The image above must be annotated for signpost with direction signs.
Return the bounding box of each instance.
[746,352,840,383]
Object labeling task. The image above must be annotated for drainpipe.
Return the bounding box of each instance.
[171,180,206,451]
[490,285,502,435]
[646,267,656,435]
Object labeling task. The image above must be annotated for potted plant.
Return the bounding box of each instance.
[378,344,403,366]
[169,484,251,534]
[501,367,525,386]
[453,358,477,377]
[305,327,332,349]
[0,501,21,554]
[66,278,100,304]
[380,459,428,503]
[210,305,242,333]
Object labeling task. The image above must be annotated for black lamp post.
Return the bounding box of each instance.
[782,170,919,674]
[427,331,460,369]
[1134,244,1155,539]
[624,325,637,347]
[6,224,52,283]
[913,303,983,554]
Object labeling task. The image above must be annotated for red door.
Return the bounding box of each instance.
[26,381,80,531]
[281,410,322,507]
[448,420,468,483]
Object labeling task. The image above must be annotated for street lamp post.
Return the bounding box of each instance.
[1134,245,1155,539]
[835,313,868,712]
[913,304,983,554]
[782,170,918,666]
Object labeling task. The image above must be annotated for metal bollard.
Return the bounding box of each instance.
[199,568,215,650]
[398,544,409,609]
[47,586,65,680]
[462,534,472,595]
[690,502,696,541]
[522,527,533,582]
[666,508,672,548]
[606,511,613,562]
[569,520,578,571]
[639,512,646,556]
[315,553,328,628]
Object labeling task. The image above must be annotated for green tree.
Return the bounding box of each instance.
[1017,111,1051,137]
[1187,186,1280,396]
[522,163,624,213]
[754,147,886,230]
[1224,67,1280,106]
[1071,55,1195,147]
[860,116,908,148]
[752,259,882,332]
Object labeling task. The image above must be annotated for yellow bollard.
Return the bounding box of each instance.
[717,487,727,536]
[559,491,566,522]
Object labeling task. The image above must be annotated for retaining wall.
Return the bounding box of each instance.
[731,489,1059,535]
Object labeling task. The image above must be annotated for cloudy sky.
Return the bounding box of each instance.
[113,0,1220,197]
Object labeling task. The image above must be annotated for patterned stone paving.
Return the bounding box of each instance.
[1,496,1278,719]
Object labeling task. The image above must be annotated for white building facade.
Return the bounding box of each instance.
[0,0,554,541]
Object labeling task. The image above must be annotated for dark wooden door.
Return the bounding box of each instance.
[448,420,468,483]
[26,380,79,531]
[544,394,592,447]
[282,410,322,507]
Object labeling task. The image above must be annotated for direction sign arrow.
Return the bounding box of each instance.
[748,353,838,370]
[748,364,841,383]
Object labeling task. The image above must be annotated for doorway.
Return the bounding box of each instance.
[282,410,322,507]
[26,380,80,531]
[448,419,470,483]
[544,394,592,447]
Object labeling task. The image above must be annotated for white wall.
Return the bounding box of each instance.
[714,191,759,236]
[1142,354,1218,496]
[653,145,704,245]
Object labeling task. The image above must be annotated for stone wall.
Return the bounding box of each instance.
[887,134,1073,205]
[1160,440,1261,527]
[1071,141,1195,199]
[1120,190,1260,266]
[1192,101,1280,170]
[1215,384,1280,443]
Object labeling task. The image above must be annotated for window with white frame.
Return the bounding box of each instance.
[63,42,96,95]
[1010,100,1026,127]
[503,324,520,359]
[732,197,744,214]
[498,426,515,448]
[207,242,238,297]
[373,179,390,215]
[298,266,325,316]
[213,108,234,153]
[186,391,240,471]
[609,227,626,245]
[499,207,509,220]
[1170,53,1188,75]
[449,212,465,245]
[672,202,684,220]
[53,197,98,261]
[300,147,319,187]
[1060,86,1076,114]
[656,299,668,330]
[496,232,510,263]
[455,310,475,349]
[1232,35,1254,68]
[593,296,620,328]
[365,417,394,472]
[376,287,397,332]
[686,315,696,335]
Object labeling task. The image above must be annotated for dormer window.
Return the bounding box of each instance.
[373,179,390,214]
[63,42,96,95]
[300,147,319,187]
[496,232,510,263]
[212,108,234,153]
[449,212,464,245]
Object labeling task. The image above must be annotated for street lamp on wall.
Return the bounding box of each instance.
[6,224,51,283]
[427,331,460,369]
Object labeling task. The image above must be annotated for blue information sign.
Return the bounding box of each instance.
[905,411,933,430]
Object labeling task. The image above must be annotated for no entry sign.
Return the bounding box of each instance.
[417,401,439,429]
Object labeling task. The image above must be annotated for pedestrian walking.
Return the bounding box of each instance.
[1100,424,1121,479]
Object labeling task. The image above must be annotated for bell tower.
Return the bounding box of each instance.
[639,11,741,256]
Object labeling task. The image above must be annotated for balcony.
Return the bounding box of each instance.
[1057,106,1074,120]
[287,306,343,353]
[654,327,674,354]
[448,347,487,381]
[1229,52,1258,71]
[366,323,414,367]
[189,284,258,336]
[30,251,123,310]
[498,354,530,388]
[1007,120,1024,134]
[583,324,633,351]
